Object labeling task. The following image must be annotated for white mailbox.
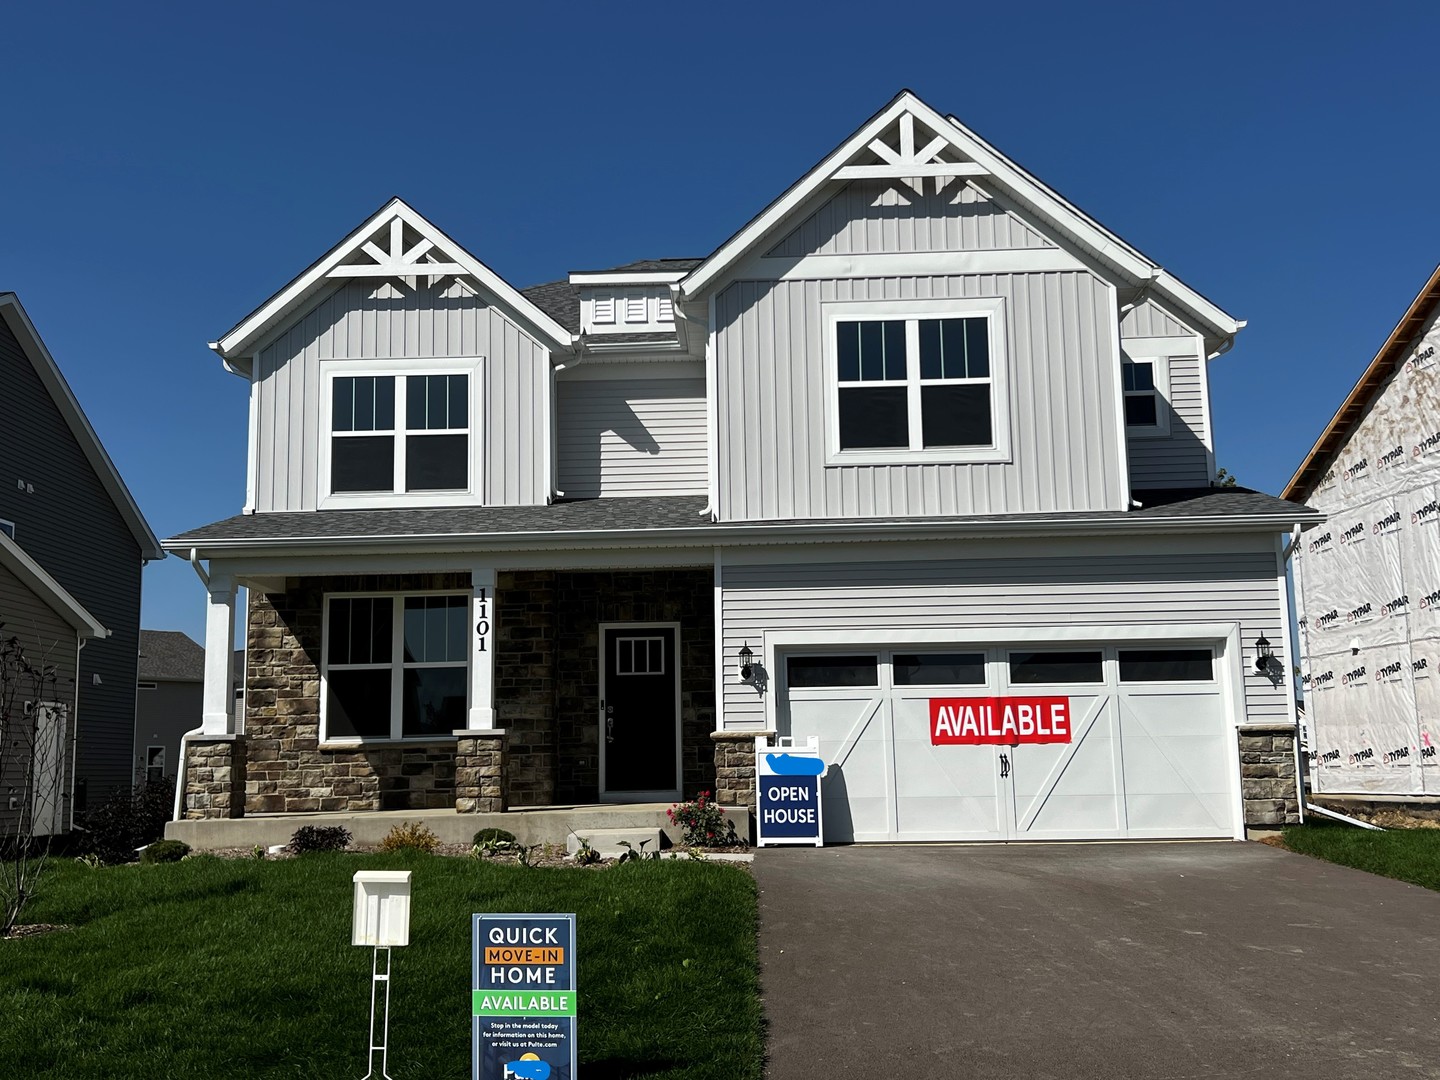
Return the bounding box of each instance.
[352,870,412,947]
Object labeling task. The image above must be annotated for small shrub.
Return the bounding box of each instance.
[379,821,441,854]
[76,778,177,865]
[73,853,103,870]
[667,791,740,848]
[617,839,660,864]
[472,828,518,847]
[288,825,352,854]
[140,839,190,864]
[572,837,601,865]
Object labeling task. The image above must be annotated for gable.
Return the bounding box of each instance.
[1120,299,1195,340]
[766,179,1057,258]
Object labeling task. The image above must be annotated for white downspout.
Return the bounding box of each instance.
[67,637,87,832]
[172,548,211,822]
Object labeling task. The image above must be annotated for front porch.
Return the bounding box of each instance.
[166,802,751,851]
[180,563,757,829]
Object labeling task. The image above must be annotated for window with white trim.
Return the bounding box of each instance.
[322,593,469,741]
[1122,356,1170,436]
[329,372,470,496]
[827,299,1009,464]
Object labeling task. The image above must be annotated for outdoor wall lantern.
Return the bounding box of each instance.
[738,642,754,682]
[1254,634,1274,673]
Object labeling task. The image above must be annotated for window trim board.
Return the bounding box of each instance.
[1121,353,1172,439]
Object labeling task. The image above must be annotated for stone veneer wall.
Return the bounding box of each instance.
[712,731,768,811]
[496,571,556,807]
[245,572,469,813]
[183,737,246,819]
[1239,724,1301,828]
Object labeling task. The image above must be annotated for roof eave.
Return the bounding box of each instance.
[0,530,109,638]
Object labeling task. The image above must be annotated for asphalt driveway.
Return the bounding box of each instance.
[755,842,1440,1079]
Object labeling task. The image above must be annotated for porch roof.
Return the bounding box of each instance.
[165,489,1320,553]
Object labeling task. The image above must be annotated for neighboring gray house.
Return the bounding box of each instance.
[135,631,205,786]
[168,90,1319,842]
[0,293,164,823]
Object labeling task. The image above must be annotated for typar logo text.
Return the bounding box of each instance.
[1410,343,1437,374]
[1314,609,1341,631]
[1374,659,1404,683]
[1419,588,1440,610]
[1341,665,1367,686]
[1378,444,1406,471]
[1381,594,1409,617]
[1414,431,1440,459]
[1373,509,1402,536]
[1310,669,1335,690]
[1308,531,1333,555]
[1412,498,1440,525]
[1343,457,1369,482]
[1346,602,1373,624]
[1340,520,1367,545]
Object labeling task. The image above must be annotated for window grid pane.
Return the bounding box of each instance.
[893,652,987,686]
[920,318,990,380]
[1118,649,1212,682]
[838,321,907,383]
[786,655,879,688]
[1125,395,1158,427]
[921,384,993,448]
[1009,651,1104,684]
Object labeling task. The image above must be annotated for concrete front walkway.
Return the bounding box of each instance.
[755,842,1440,1079]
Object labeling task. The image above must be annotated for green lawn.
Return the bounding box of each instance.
[1282,820,1440,891]
[0,853,762,1079]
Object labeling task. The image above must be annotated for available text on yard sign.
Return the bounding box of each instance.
[929,696,1072,745]
[472,913,577,1080]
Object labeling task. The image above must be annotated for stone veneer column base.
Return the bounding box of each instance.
[1238,724,1301,829]
[185,736,247,820]
[712,731,775,812]
[455,731,507,813]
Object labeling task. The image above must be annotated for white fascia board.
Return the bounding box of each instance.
[0,295,166,561]
[568,272,689,286]
[166,509,1326,561]
[214,198,577,360]
[0,531,108,638]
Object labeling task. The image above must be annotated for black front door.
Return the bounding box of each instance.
[601,625,679,795]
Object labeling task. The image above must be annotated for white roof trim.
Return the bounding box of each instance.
[0,530,108,638]
[678,91,1241,345]
[0,294,165,561]
[569,272,689,286]
[213,198,577,359]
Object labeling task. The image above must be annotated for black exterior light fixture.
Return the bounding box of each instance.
[1254,634,1274,673]
[739,642,754,682]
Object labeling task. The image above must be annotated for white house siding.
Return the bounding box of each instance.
[1293,304,1440,795]
[556,376,707,498]
[713,271,1125,520]
[253,278,549,511]
[718,534,1289,730]
[1119,299,1194,339]
[766,180,1056,257]
[1122,342,1212,489]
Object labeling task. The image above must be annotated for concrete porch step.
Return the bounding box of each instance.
[566,828,666,859]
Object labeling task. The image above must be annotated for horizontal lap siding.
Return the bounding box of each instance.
[715,272,1122,519]
[557,378,706,497]
[255,279,548,510]
[767,180,1055,257]
[719,540,1287,728]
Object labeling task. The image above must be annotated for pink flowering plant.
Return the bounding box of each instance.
[666,790,741,848]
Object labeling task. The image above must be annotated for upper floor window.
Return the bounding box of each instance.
[328,372,470,498]
[1122,356,1170,437]
[825,298,1010,465]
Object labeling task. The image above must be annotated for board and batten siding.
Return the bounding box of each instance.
[1120,300,1211,488]
[767,180,1056,257]
[718,535,1289,730]
[0,317,141,806]
[713,272,1125,520]
[556,376,706,498]
[253,278,550,511]
[0,561,80,832]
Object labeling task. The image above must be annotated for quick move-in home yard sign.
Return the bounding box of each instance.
[929,697,1073,745]
[755,735,827,847]
[472,913,577,1080]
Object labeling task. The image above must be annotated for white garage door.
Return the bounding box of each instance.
[782,645,1236,842]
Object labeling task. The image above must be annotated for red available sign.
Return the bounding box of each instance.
[930,696,1072,745]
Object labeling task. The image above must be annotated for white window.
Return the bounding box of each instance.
[825,298,1010,465]
[325,369,472,501]
[592,295,616,325]
[321,593,469,742]
[1122,355,1171,437]
[616,636,665,675]
[146,745,166,784]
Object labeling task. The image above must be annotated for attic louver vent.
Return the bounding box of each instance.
[593,296,616,324]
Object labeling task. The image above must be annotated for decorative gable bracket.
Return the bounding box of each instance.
[834,112,988,192]
[327,216,467,288]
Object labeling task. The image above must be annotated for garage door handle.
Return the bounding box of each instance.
[999,752,1010,779]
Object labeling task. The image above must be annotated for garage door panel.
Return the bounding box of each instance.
[788,694,891,842]
[892,695,1005,839]
[1013,698,1124,837]
[1117,695,1232,837]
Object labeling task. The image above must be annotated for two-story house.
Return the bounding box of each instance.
[166,91,1319,843]
[0,293,164,833]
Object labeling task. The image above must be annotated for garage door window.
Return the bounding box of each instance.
[786,655,878,688]
[1009,651,1104,684]
[893,653,986,686]
[1118,649,1212,682]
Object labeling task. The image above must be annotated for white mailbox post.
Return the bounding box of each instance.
[352,870,412,1080]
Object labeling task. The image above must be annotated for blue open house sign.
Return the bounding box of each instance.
[472,913,577,1080]
[754,735,827,846]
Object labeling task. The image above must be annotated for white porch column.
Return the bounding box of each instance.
[201,570,237,735]
[465,566,497,731]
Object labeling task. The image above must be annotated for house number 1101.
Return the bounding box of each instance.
[475,587,490,653]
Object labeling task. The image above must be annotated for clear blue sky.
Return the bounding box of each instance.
[3,2,1437,643]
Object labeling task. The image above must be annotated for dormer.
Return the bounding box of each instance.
[570,262,696,339]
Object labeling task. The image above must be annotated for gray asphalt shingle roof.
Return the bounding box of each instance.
[522,260,704,334]
[167,489,1316,546]
[138,630,205,682]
